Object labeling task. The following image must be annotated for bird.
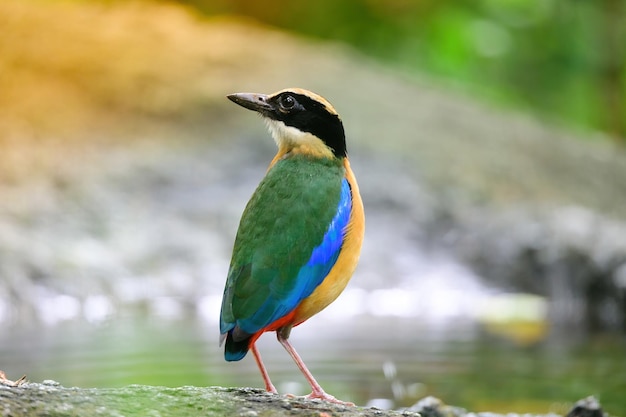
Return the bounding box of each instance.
[219,88,365,405]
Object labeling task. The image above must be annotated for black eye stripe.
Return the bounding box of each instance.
[267,91,347,158]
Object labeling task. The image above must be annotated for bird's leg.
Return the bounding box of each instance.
[276,330,354,406]
[251,342,278,394]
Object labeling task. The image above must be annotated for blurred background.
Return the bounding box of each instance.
[0,0,625,414]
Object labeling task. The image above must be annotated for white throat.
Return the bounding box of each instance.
[263,119,335,159]
[265,119,307,147]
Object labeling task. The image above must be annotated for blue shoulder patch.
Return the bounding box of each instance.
[236,178,353,334]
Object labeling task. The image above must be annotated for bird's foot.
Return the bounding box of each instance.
[0,370,26,387]
[305,390,354,406]
[264,384,278,394]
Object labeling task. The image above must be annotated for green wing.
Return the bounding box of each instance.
[220,154,345,336]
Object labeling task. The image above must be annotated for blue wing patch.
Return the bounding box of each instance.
[236,178,353,334]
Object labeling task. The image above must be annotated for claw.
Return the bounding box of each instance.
[305,390,354,406]
[0,371,27,387]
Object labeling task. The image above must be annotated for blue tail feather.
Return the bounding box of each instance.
[223,330,250,361]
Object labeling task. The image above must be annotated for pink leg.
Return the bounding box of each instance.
[276,333,354,406]
[251,343,278,394]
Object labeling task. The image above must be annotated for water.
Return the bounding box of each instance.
[1,311,624,415]
[0,114,624,415]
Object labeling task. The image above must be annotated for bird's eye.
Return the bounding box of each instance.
[279,95,296,111]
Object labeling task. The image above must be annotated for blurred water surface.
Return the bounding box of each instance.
[0,118,624,416]
[1,310,624,415]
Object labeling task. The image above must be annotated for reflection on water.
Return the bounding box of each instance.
[0,310,624,415]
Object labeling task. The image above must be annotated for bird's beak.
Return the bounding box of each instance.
[227,92,273,114]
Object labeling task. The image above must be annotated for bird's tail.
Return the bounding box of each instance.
[221,330,251,362]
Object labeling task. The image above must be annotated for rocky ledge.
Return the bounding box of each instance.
[0,378,607,417]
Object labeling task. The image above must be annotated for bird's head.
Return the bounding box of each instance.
[227,88,346,159]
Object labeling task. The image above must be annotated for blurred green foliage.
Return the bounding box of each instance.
[187,0,625,142]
